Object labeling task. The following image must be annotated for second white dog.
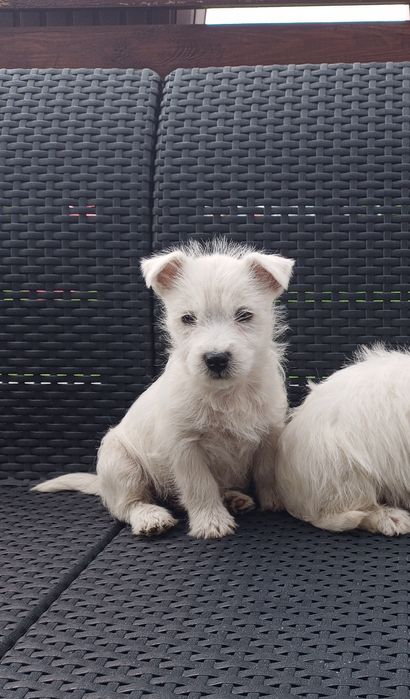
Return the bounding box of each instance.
[34,241,294,539]
[276,346,410,535]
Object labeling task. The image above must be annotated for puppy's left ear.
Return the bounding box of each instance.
[245,252,295,298]
[141,250,186,297]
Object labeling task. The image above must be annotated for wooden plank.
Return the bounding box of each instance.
[0,0,405,9]
[0,23,409,74]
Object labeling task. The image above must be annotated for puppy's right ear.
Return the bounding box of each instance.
[141,250,186,296]
[245,252,294,298]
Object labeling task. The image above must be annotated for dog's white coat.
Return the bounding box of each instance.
[34,241,294,538]
[276,346,410,535]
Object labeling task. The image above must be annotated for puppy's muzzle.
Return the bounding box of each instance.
[203,351,232,378]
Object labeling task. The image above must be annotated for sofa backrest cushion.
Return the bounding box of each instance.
[0,68,160,480]
[154,63,410,404]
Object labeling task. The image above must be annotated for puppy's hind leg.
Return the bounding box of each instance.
[310,506,410,536]
[310,510,369,532]
[97,430,178,536]
[224,489,255,514]
[360,506,410,536]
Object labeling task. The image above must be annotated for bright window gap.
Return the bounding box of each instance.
[206,5,409,24]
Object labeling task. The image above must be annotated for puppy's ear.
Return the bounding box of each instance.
[141,250,186,296]
[245,252,295,298]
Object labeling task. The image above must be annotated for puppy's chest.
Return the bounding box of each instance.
[192,399,266,440]
[190,401,267,478]
[200,428,255,462]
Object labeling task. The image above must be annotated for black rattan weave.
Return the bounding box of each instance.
[1,510,409,698]
[154,63,410,403]
[0,68,160,479]
[0,485,120,657]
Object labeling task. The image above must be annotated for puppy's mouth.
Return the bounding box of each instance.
[207,368,231,380]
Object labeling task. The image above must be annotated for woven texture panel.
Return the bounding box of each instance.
[0,512,409,697]
[0,485,120,657]
[154,63,410,403]
[0,68,160,478]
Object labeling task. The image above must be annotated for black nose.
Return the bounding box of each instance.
[204,351,232,375]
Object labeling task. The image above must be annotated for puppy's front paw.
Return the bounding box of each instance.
[130,505,178,537]
[257,488,282,512]
[189,506,237,539]
[224,489,255,514]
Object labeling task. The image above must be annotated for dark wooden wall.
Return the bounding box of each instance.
[0,0,408,74]
[0,6,205,25]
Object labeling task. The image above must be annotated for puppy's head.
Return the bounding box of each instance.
[141,241,294,386]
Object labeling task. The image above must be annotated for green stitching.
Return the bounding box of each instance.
[1,372,101,378]
[286,291,407,303]
[0,290,99,302]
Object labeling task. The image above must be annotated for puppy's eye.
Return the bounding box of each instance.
[181,313,197,325]
[235,308,253,322]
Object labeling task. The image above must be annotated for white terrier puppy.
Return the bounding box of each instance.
[33,241,294,539]
[276,346,410,536]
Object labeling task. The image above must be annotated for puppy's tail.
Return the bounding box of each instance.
[31,473,99,496]
[310,510,367,532]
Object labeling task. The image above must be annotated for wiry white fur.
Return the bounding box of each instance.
[276,346,410,535]
[33,240,294,539]
[33,473,99,495]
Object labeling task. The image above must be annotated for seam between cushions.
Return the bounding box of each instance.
[0,521,124,659]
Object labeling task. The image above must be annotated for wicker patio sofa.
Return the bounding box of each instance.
[0,63,409,698]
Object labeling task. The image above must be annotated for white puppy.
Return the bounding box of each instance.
[34,241,294,539]
[276,346,410,536]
